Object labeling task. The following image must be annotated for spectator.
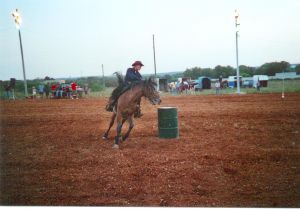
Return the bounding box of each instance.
[44,82,50,99]
[55,83,63,98]
[71,81,77,98]
[76,86,83,99]
[4,84,11,100]
[38,84,44,98]
[215,81,221,95]
[256,78,261,92]
[32,86,37,99]
[219,76,223,88]
[83,84,89,95]
[66,84,72,98]
[51,83,57,98]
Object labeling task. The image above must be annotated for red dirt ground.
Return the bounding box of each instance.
[0,93,299,206]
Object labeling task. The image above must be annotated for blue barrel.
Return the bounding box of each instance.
[158,107,179,139]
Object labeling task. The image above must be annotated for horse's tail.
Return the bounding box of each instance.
[105,72,125,112]
[114,72,125,87]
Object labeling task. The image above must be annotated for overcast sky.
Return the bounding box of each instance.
[1,0,300,80]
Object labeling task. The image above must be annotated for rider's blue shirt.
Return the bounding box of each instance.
[124,68,142,85]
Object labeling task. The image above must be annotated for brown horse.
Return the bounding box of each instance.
[103,77,161,148]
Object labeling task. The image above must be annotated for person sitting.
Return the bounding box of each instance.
[106,61,144,118]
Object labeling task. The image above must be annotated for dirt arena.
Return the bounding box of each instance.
[0,93,299,206]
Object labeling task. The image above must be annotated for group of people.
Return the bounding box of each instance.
[31,81,84,99]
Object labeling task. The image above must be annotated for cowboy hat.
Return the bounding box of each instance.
[132,61,144,67]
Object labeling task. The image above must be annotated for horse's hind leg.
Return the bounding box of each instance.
[103,112,116,139]
[122,116,134,141]
[113,121,123,149]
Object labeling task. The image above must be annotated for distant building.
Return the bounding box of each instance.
[253,75,268,88]
[274,72,298,79]
[289,63,300,69]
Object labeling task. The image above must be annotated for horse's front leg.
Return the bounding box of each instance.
[122,116,134,141]
[103,112,116,139]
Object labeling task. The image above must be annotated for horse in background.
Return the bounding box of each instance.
[177,81,190,94]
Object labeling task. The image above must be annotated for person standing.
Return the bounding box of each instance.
[71,81,77,99]
[219,75,223,89]
[83,84,89,95]
[44,82,50,99]
[256,78,261,91]
[51,83,57,98]
[66,84,72,99]
[4,83,12,99]
[32,86,37,99]
[215,81,221,95]
[38,84,44,98]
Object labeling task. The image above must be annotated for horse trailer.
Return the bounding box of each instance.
[253,75,268,88]
[194,77,211,90]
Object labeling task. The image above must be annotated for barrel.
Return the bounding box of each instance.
[158,107,179,139]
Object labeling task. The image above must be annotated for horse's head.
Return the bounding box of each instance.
[143,77,161,105]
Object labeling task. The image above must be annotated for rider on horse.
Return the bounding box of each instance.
[106,61,144,118]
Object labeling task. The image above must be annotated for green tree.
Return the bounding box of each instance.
[163,74,172,81]
[183,67,203,79]
[183,69,193,78]
[256,61,290,76]
[214,65,235,78]
[239,65,255,77]
[201,68,214,78]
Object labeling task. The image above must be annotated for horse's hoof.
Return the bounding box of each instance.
[112,144,119,149]
[102,133,108,140]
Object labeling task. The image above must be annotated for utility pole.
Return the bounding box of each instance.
[12,9,28,97]
[101,64,105,88]
[152,34,157,77]
[235,10,241,94]
[282,67,285,99]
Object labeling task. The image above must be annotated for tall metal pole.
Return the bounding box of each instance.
[282,67,285,99]
[101,64,105,88]
[152,34,157,77]
[18,29,28,97]
[12,9,28,97]
[235,10,240,94]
